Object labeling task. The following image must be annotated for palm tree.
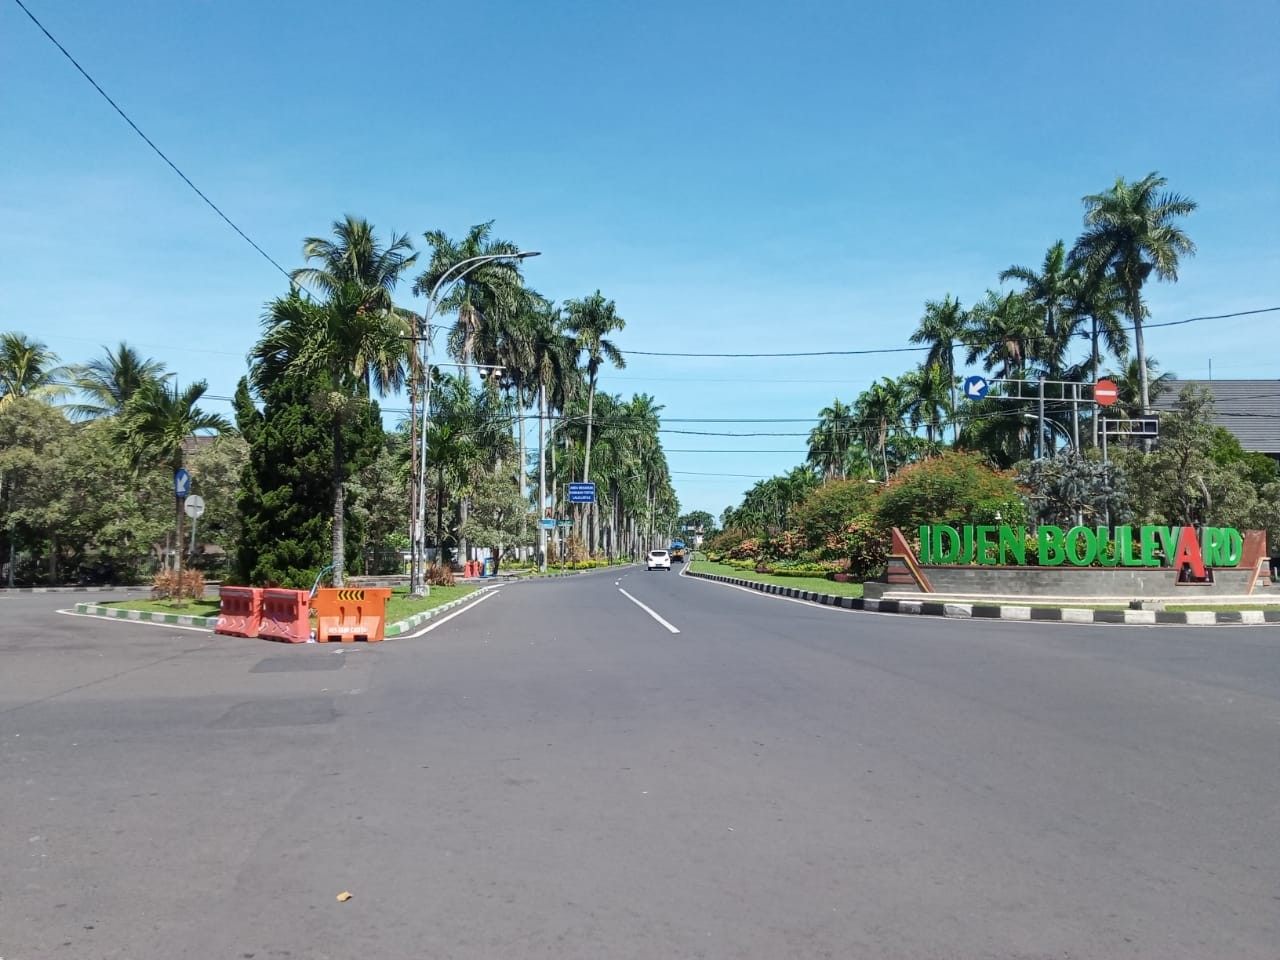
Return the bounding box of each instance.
[253,283,407,586]
[0,333,70,405]
[855,377,909,480]
[255,219,417,585]
[1071,172,1196,414]
[119,379,229,588]
[1000,241,1078,379]
[909,295,967,441]
[529,304,581,569]
[413,222,524,373]
[291,215,417,315]
[1106,355,1174,419]
[965,290,1041,381]
[807,398,854,480]
[70,341,168,419]
[489,289,543,554]
[565,291,626,542]
[903,363,951,446]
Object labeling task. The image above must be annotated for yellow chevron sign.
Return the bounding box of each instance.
[336,589,365,601]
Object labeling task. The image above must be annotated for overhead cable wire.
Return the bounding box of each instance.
[11,0,300,290]
[617,307,1280,358]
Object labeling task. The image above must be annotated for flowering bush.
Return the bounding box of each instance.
[766,530,806,560]
[873,451,1026,531]
[726,537,762,561]
[823,514,889,580]
[793,479,881,551]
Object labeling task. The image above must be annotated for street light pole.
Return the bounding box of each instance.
[411,250,539,596]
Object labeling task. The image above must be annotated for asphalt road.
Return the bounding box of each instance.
[2,572,1278,959]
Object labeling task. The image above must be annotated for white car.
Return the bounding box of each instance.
[647,549,672,571]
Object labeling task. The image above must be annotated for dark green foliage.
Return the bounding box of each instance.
[1018,453,1127,528]
[792,479,880,551]
[677,510,717,536]
[234,373,383,588]
[1209,427,1279,488]
[1116,387,1280,540]
[873,451,1027,532]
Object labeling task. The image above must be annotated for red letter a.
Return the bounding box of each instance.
[1172,526,1206,580]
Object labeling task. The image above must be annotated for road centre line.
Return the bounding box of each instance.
[618,588,681,634]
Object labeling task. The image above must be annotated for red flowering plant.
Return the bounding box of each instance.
[823,514,889,580]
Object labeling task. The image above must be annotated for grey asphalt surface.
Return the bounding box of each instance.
[2,571,1278,959]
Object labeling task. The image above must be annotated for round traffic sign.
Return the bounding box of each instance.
[1094,379,1119,406]
[184,494,206,519]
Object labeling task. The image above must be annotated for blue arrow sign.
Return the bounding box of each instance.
[174,468,191,498]
[567,482,596,504]
[963,375,989,400]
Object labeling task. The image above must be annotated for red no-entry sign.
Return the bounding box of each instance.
[1094,379,1119,406]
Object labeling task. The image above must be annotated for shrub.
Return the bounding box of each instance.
[705,527,753,556]
[793,479,881,551]
[767,564,833,578]
[151,568,206,601]
[765,530,806,560]
[726,537,762,561]
[425,562,456,586]
[822,513,889,580]
[873,451,1026,532]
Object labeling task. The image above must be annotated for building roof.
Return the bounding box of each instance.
[1153,380,1280,455]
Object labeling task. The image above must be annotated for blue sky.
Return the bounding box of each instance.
[3,0,1277,517]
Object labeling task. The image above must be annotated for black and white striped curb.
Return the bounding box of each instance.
[74,585,500,637]
[382,584,499,635]
[685,570,1280,626]
[74,603,217,627]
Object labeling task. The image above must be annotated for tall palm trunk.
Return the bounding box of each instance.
[174,494,184,585]
[457,497,469,568]
[538,386,548,571]
[409,381,418,584]
[1130,293,1149,415]
[582,375,596,544]
[331,417,345,586]
[436,473,446,561]
[1090,315,1100,448]
[517,397,527,559]
[948,352,958,445]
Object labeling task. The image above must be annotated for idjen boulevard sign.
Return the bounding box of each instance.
[916,524,1243,580]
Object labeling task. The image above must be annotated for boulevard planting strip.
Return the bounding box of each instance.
[684,570,1280,626]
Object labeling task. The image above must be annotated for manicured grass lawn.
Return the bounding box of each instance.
[688,558,864,599]
[102,584,478,625]
[99,597,221,617]
[385,584,475,623]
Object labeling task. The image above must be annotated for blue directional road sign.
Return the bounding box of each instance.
[540,518,557,529]
[174,468,191,498]
[963,375,989,400]
[567,482,596,504]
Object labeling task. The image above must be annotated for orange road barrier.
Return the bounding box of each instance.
[313,587,392,643]
[256,588,312,643]
[214,586,262,638]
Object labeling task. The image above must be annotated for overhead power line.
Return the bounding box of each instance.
[11,0,297,288]
[619,307,1280,358]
